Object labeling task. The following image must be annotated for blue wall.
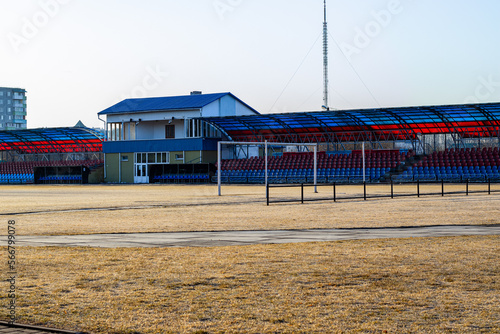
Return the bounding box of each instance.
[103,138,220,153]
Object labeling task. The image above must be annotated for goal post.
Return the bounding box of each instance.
[217,141,318,196]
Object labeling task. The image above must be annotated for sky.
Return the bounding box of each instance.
[1,0,500,129]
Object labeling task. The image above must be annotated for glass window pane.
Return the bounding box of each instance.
[148,153,155,163]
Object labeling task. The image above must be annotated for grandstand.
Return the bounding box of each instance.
[95,92,500,184]
[217,150,413,184]
[216,148,500,184]
[0,127,105,184]
[2,98,498,186]
[205,102,500,184]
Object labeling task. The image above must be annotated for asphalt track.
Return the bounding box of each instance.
[3,225,498,333]
[0,321,83,334]
[13,225,500,248]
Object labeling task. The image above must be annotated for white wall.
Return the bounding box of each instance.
[220,95,236,117]
[135,119,185,140]
[136,122,155,140]
[201,101,219,117]
[236,100,258,116]
[201,95,258,118]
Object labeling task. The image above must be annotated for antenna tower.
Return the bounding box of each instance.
[322,0,329,111]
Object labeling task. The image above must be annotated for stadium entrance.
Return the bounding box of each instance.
[134,152,170,184]
[135,163,149,184]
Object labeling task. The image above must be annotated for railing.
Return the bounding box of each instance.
[266,180,500,206]
[214,175,373,184]
[153,174,211,183]
[215,173,500,185]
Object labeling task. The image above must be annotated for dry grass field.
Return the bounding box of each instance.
[2,237,499,333]
[1,184,499,236]
[1,184,499,333]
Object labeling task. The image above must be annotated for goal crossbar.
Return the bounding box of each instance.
[217,141,318,196]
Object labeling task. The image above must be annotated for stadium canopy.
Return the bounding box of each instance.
[201,102,500,144]
[0,127,105,154]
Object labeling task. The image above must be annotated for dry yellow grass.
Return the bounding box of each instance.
[1,185,499,333]
[0,236,497,333]
[1,184,499,236]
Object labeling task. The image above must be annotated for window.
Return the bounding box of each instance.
[165,124,175,139]
[121,155,129,162]
[108,123,122,141]
[186,119,222,138]
[175,153,184,161]
[156,152,168,164]
[136,153,146,164]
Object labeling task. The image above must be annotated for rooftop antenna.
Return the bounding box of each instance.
[322,0,330,111]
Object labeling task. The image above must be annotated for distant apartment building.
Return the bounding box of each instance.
[0,87,27,130]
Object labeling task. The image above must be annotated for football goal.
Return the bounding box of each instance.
[217,141,319,196]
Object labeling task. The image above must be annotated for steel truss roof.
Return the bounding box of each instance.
[0,127,105,154]
[201,103,500,144]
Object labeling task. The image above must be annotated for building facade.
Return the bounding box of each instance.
[98,92,259,183]
[0,87,27,130]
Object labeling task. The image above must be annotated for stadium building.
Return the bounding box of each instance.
[97,92,500,184]
[97,92,259,183]
[1,91,499,185]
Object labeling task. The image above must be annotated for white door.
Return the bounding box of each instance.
[134,164,149,184]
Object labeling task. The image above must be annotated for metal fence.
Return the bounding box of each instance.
[266,180,500,206]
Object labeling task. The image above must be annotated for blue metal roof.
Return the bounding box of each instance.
[98,92,259,115]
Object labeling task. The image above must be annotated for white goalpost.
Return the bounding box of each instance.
[217,141,318,196]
